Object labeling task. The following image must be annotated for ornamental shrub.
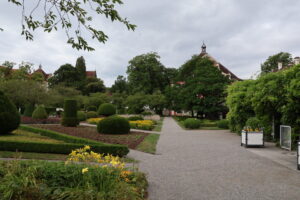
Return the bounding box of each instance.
[245,117,262,130]
[62,99,78,127]
[217,119,229,129]
[98,103,116,116]
[77,111,86,122]
[87,105,97,111]
[97,116,130,134]
[86,111,98,119]
[183,118,201,129]
[32,105,48,119]
[23,104,35,117]
[128,116,144,121]
[0,91,21,134]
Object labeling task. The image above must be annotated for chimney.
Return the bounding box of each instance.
[294,57,300,65]
[278,62,283,70]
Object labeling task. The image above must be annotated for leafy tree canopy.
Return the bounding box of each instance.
[111,75,128,93]
[6,0,136,51]
[261,52,293,74]
[48,63,81,88]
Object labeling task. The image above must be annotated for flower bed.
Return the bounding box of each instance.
[130,120,155,131]
[21,116,61,124]
[87,117,104,125]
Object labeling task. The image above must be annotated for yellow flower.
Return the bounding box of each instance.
[82,167,89,174]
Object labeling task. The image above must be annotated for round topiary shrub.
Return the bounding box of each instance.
[97,116,130,134]
[32,105,48,119]
[97,103,116,117]
[0,91,21,134]
[217,119,229,129]
[183,118,201,129]
[77,111,87,122]
[128,115,144,121]
[61,99,78,127]
[24,103,35,117]
[86,111,98,119]
[245,117,262,129]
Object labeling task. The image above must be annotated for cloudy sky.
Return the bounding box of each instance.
[1,0,300,86]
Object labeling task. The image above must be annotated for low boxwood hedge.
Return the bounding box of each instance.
[18,125,129,156]
[0,140,128,156]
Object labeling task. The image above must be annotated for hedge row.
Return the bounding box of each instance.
[18,125,129,156]
[0,140,129,156]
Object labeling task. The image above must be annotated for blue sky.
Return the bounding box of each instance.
[1,0,300,86]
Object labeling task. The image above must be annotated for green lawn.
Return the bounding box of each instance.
[153,117,164,132]
[136,134,160,154]
[0,130,64,143]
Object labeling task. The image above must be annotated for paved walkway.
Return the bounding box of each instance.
[128,117,300,200]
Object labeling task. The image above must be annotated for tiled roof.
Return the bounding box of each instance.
[86,71,97,78]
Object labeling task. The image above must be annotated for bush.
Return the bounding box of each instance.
[32,105,48,119]
[87,105,97,111]
[217,119,229,129]
[98,103,116,116]
[0,91,21,134]
[45,107,56,115]
[0,160,147,200]
[24,104,35,117]
[141,111,152,116]
[19,125,129,156]
[183,118,201,129]
[97,116,130,134]
[77,111,86,122]
[128,116,144,121]
[86,111,98,119]
[61,99,78,127]
[245,117,262,130]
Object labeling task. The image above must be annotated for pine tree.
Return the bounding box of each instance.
[75,56,86,81]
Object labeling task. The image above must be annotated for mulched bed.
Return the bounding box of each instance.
[30,124,149,149]
[21,116,61,124]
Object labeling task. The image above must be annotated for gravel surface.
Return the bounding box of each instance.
[129,117,300,200]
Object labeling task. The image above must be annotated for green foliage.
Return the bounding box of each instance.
[86,111,98,119]
[125,93,149,114]
[83,93,111,110]
[19,125,129,156]
[141,111,152,116]
[127,52,169,94]
[48,64,81,88]
[97,116,130,134]
[111,93,127,114]
[183,118,201,129]
[62,99,78,127]
[111,75,128,93]
[98,103,116,116]
[32,105,48,119]
[77,111,87,122]
[0,91,21,134]
[8,0,136,51]
[245,117,263,130]
[87,105,97,111]
[217,119,229,129]
[0,160,147,200]
[261,52,292,74]
[128,116,144,121]
[75,56,86,80]
[23,103,35,117]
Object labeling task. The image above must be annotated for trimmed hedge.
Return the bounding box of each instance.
[24,104,35,117]
[0,140,128,156]
[98,103,116,116]
[77,111,86,121]
[17,125,129,156]
[183,118,201,129]
[87,105,97,111]
[0,91,21,134]
[97,116,130,134]
[217,119,229,129]
[32,105,48,119]
[86,111,98,119]
[62,99,78,127]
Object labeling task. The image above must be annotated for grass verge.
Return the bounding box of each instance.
[153,117,164,132]
[136,134,160,154]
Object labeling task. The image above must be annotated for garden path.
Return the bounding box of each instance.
[128,117,300,200]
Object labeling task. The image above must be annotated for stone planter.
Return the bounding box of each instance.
[297,142,300,170]
[241,130,264,147]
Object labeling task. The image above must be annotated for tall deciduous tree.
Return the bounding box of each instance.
[127,52,168,94]
[6,0,136,51]
[111,75,128,93]
[48,64,81,88]
[75,56,87,81]
[261,52,293,74]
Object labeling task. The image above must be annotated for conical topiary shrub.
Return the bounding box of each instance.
[0,91,21,134]
[32,105,48,119]
[61,99,78,127]
[97,103,116,116]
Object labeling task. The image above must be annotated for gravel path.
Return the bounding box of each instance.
[128,117,300,200]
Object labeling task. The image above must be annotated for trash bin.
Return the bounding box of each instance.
[241,130,264,147]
